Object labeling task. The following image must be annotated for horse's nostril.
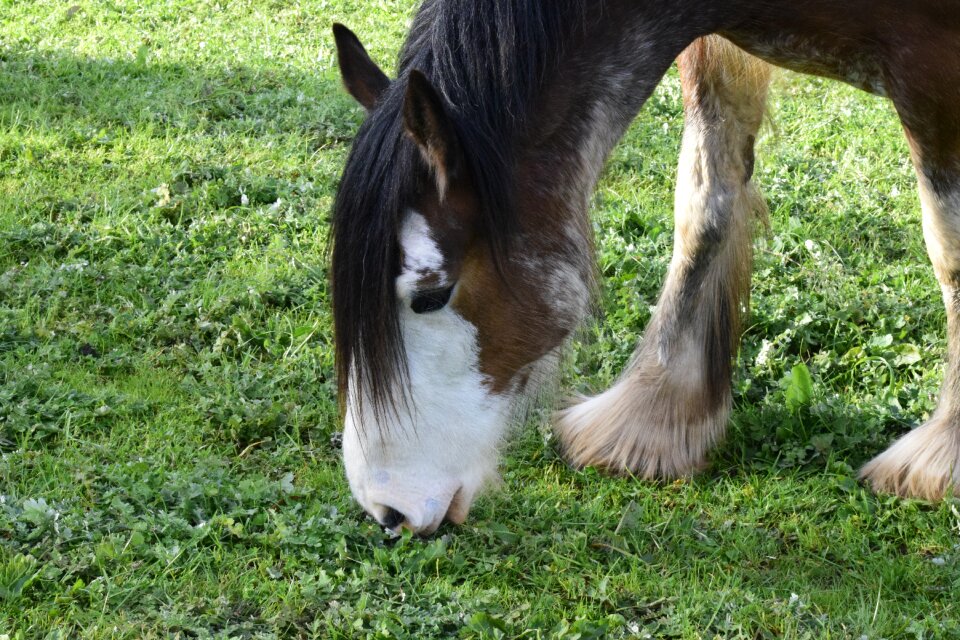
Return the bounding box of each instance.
[381,506,406,529]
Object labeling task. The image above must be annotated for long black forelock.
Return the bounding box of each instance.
[333,0,592,423]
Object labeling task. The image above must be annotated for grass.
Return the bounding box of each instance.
[1,1,958,638]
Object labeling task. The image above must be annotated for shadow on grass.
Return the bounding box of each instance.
[0,45,361,145]
[0,47,348,453]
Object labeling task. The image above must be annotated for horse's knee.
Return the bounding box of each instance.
[675,37,769,256]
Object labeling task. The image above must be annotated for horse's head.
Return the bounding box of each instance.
[331,25,591,534]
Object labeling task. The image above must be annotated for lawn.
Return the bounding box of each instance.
[1,1,958,638]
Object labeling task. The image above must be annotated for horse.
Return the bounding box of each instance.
[331,0,960,534]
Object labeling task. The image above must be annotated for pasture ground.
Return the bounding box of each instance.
[1,1,958,638]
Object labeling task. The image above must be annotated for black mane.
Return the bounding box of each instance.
[332,0,591,417]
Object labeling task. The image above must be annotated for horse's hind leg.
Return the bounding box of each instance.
[861,105,960,499]
[555,37,770,477]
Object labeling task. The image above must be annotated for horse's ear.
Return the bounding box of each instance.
[403,70,462,196]
[333,23,390,111]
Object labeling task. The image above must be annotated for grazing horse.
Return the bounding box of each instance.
[332,0,960,534]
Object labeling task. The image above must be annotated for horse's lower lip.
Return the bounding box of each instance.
[444,486,471,524]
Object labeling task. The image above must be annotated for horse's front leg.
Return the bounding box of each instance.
[861,112,960,499]
[555,37,771,478]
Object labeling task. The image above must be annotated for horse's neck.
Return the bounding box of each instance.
[513,0,907,233]
[514,2,715,234]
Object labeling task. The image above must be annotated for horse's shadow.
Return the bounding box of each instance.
[1,46,358,448]
[0,45,361,208]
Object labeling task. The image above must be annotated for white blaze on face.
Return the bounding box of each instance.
[342,211,514,534]
[394,211,445,298]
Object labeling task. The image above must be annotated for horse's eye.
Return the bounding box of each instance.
[411,286,454,314]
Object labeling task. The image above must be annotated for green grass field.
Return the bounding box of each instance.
[2,1,958,638]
